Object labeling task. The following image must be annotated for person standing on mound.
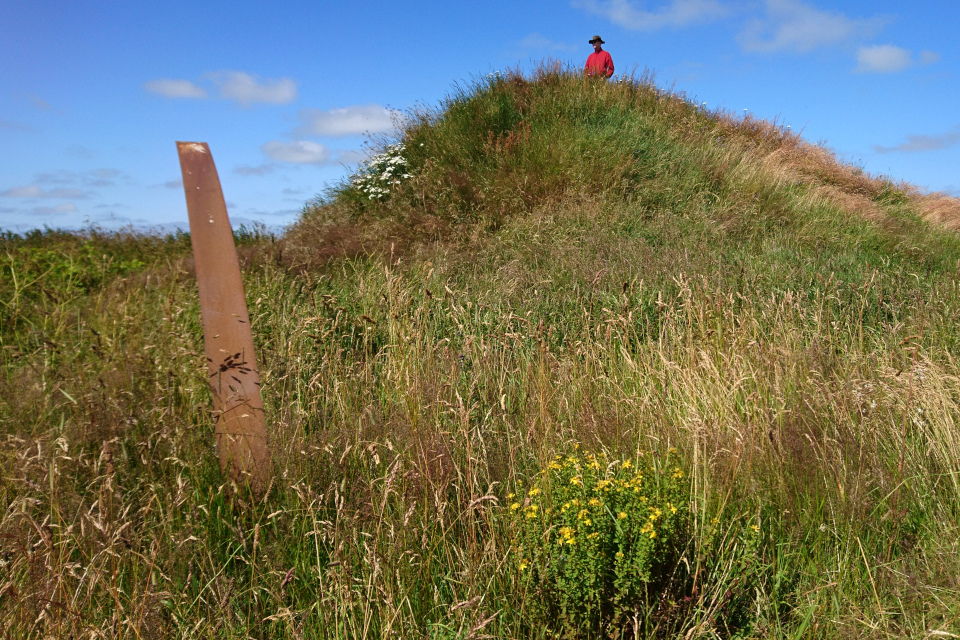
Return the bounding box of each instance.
[585,35,614,79]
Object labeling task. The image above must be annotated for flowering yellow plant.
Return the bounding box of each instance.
[507,447,688,635]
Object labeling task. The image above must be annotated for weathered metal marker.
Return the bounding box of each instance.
[177,141,271,494]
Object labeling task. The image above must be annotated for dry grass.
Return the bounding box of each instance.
[3,68,960,638]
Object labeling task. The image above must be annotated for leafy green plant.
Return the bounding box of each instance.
[349,142,411,202]
[508,446,690,636]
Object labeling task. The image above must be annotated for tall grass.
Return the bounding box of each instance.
[2,68,960,638]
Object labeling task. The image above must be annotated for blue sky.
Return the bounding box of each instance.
[1,0,957,233]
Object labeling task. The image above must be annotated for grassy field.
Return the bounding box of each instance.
[2,67,960,639]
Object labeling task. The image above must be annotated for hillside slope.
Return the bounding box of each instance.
[2,68,960,639]
[284,67,960,269]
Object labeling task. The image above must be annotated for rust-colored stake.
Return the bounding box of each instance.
[177,141,271,494]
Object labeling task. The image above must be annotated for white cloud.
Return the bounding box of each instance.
[572,0,728,31]
[2,185,43,197]
[209,71,297,107]
[294,105,396,138]
[738,0,886,53]
[874,125,960,154]
[855,45,911,73]
[855,45,942,73]
[144,71,296,106]
[261,140,332,164]
[1,184,89,199]
[143,78,208,99]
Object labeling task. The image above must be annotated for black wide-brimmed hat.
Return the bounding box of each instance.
[589,35,605,44]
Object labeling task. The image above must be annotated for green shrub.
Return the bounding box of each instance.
[506,446,777,638]
[508,446,689,636]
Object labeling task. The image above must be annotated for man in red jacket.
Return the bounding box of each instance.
[585,35,614,79]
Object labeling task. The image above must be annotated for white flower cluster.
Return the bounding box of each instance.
[351,143,411,200]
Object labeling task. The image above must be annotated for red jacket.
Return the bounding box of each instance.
[585,51,614,78]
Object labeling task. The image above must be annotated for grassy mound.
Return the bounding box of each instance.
[2,68,960,638]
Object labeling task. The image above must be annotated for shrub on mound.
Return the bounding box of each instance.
[507,446,769,638]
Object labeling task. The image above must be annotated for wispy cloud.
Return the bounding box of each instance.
[0,119,36,133]
[337,148,371,166]
[234,164,277,176]
[737,0,886,53]
[143,78,208,99]
[18,93,65,115]
[162,180,183,189]
[208,71,297,107]
[26,94,56,111]
[874,125,960,154]
[65,146,96,159]
[571,0,729,31]
[855,45,941,73]
[1,184,90,199]
[294,105,396,138]
[32,203,79,216]
[261,140,332,164]
[33,168,122,188]
[518,33,578,53]
[144,71,297,106]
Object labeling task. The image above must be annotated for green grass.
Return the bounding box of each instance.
[2,67,960,638]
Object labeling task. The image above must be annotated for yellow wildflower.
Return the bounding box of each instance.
[588,497,602,507]
[528,487,541,497]
[622,460,632,469]
[519,560,529,571]
[510,502,521,511]
[617,511,627,520]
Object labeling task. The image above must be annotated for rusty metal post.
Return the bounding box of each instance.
[177,141,271,494]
